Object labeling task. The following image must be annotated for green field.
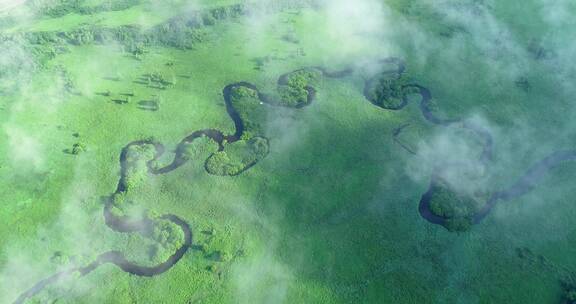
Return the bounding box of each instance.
[1,0,576,303]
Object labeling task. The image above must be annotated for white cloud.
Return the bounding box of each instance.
[4,124,45,170]
[0,0,26,13]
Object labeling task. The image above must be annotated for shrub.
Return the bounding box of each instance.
[205,137,269,176]
[277,69,321,107]
[1,3,247,71]
[205,151,242,176]
[152,219,185,250]
[444,218,472,232]
[112,192,127,208]
[566,289,576,303]
[428,179,486,232]
[41,0,141,18]
[247,137,269,161]
[364,73,413,109]
[144,72,173,89]
[230,86,266,134]
[109,192,133,217]
[231,86,258,99]
[123,144,156,190]
[50,251,69,265]
[138,97,160,111]
[71,142,86,154]
[181,136,219,161]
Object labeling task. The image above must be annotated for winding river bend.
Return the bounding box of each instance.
[378,67,576,228]
[14,57,574,302]
[12,63,361,303]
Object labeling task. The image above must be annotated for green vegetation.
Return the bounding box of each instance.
[516,247,576,304]
[149,217,185,261]
[364,72,417,109]
[2,0,576,303]
[143,72,173,89]
[0,3,246,66]
[428,179,487,232]
[70,142,86,154]
[277,69,321,107]
[230,86,267,135]
[181,136,220,161]
[33,0,141,18]
[564,283,576,304]
[205,137,269,176]
[123,143,156,190]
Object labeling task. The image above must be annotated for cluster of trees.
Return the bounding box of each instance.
[19,21,202,53]
[428,179,486,232]
[198,225,244,275]
[115,96,131,104]
[109,194,185,265]
[149,218,185,258]
[515,76,531,92]
[140,3,246,48]
[0,1,252,82]
[527,39,552,61]
[55,66,78,94]
[143,72,173,89]
[561,274,576,304]
[41,3,243,47]
[147,18,204,50]
[0,31,69,67]
[443,218,472,232]
[70,142,86,154]
[205,137,269,176]
[181,136,219,161]
[517,246,576,304]
[0,2,248,69]
[205,152,242,176]
[230,86,266,136]
[231,85,258,100]
[122,143,156,191]
[35,0,141,18]
[31,0,85,18]
[365,73,417,109]
[252,56,272,70]
[277,69,321,107]
[96,139,188,265]
[566,290,576,304]
[138,96,161,111]
[50,251,70,265]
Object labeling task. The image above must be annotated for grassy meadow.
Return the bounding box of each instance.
[1,0,576,303]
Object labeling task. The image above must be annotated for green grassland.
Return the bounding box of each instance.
[1,0,576,303]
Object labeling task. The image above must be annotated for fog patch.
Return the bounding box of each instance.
[4,124,45,171]
[231,251,292,304]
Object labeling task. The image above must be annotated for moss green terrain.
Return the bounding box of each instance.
[1,0,576,303]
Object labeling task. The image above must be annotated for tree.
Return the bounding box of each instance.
[365,74,408,109]
[444,218,472,232]
[205,137,269,176]
[567,289,576,303]
[427,179,487,232]
[152,219,184,250]
[71,142,86,155]
[278,69,320,107]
